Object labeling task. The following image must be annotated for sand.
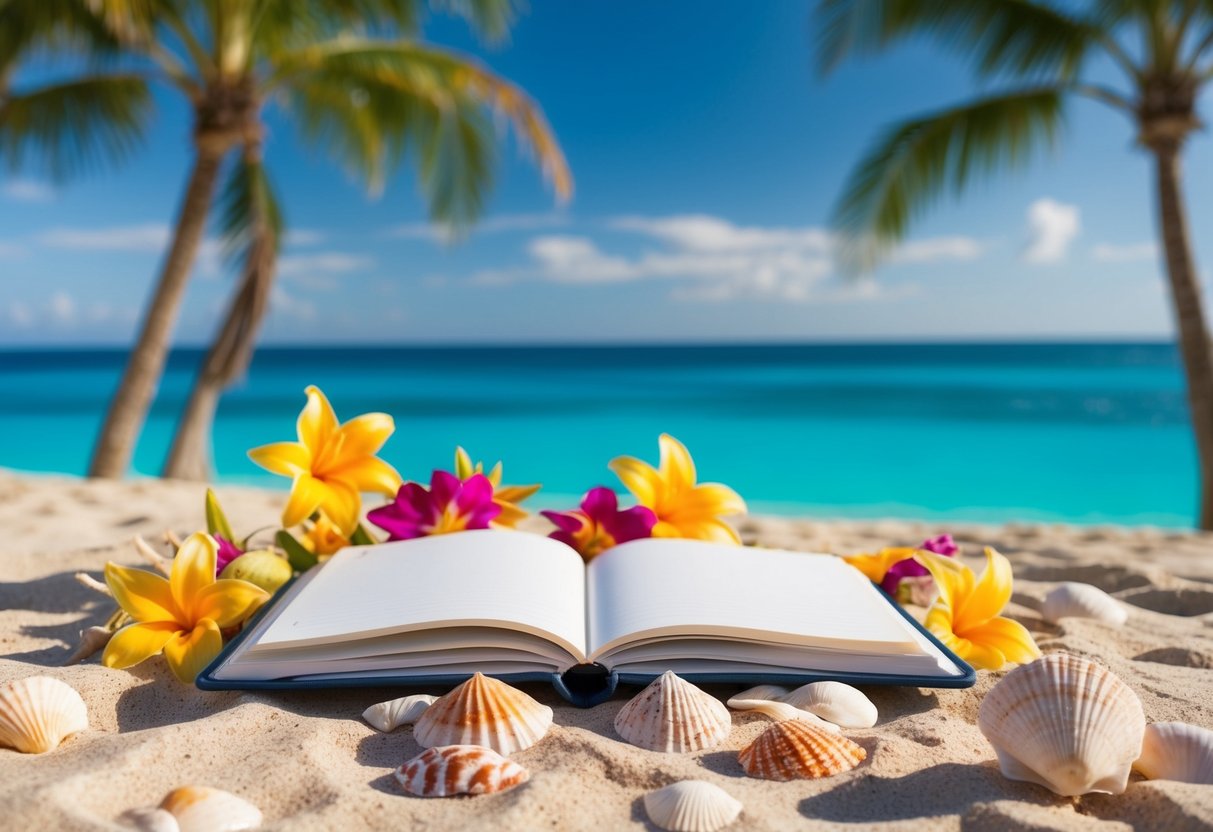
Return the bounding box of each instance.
[2,470,1212,830]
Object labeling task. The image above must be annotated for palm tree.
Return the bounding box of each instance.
[816,0,1213,529]
[1,0,571,480]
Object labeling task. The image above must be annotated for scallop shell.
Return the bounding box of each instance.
[158,786,262,832]
[362,694,437,732]
[1134,722,1213,784]
[0,676,88,754]
[724,696,840,733]
[1041,583,1128,626]
[977,653,1145,796]
[780,682,878,729]
[614,671,732,753]
[738,719,866,780]
[643,780,742,832]
[413,672,552,754]
[395,744,530,797]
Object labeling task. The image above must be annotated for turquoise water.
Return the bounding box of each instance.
[0,343,1196,527]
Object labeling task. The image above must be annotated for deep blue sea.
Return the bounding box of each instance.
[0,342,1196,528]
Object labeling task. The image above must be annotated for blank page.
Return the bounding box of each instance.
[587,539,921,658]
[254,529,588,660]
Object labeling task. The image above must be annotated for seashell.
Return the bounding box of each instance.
[363,694,437,732]
[0,676,88,754]
[158,786,262,832]
[614,671,732,753]
[728,685,789,704]
[119,808,181,832]
[1134,722,1213,784]
[219,550,293,594]
[738,719,866,780]
[395,744,530,797]
[643,780,742,832]
[780,682,878,729]
[977,653,1144,796]
[414,672,552,755]
[724,697,840,733]
[1041,583,1128,626]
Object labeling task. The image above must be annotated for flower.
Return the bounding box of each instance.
[921,534,958,556]
[843,547,919,585]
[248,385,402,535]
[609,433,746,543]
[915,547,1041,671]
[213,534,244,574]
[367,471,501,541]
[102,533,269,683]
[454,446,540,528]
[300,515,351,559]
[843,535,960,601]
[541,487,656,561]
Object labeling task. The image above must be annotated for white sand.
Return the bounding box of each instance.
[2,471,1212,830]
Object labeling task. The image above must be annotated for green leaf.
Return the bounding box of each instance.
[276,529,318,571]
[204,488,236,541]
[217,150,283,267]
[350,524,377,546]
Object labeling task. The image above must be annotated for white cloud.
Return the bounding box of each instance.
[38,223,171,252]
[284,229,326,246]
[8,301,33,327]
[277,251,374,278]
[1092,241,1157,263]
[0,241,24,258]
[390,212,570,242]
[1023,198,1080,264]
[893,236,985,264]
[2,179,54,203]
[48,291,75,323]
[270,285,317,321]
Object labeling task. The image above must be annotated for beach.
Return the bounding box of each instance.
[2,470,1212,831]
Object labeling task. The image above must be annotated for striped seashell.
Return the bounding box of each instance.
[158,786,262,832]
[0,676,88,754]
[978,653,1145,796]
[643,780,742,832]
[724,696,840,733]
[1042,583,1128,627]
[1134,722,1213,785]
[614,671,732,753]
[362,694,437,732]
[780,682,878,729]
[738,719,866,781]
[413,673,552,755]
[395,744,530,797]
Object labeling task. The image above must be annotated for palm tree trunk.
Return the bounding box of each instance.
[1153,145,1213,529]
[161,220,276,480]
[88,145,226,478]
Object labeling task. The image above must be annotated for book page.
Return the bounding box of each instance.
[587,539,922,660]
[253,529,589,661]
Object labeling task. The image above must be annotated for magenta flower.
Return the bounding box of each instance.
[541,486,656,561]
[880,534,959,598]
[213,534,244,574]
[367,471,501,541]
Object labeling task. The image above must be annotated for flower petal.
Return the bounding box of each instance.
[609,456,661,508]
[956,547,1014,629]
[494,483,541,504]
[658,434,697,492]
[329,456,403,496]
[333,412,395,461]
[297,385,338,451]
[194,579,270,629]
[282,473,328,529]
[102,620,181,670]
[318,478,362,536]
[162,619,223,683]
[915,551,972,609]
[963,616,1041,666]
[843,548,914,584]
[170,533,217,618]
[247,441,311,478]
[690,482,747,516]
[454,446,475,480]
[105,562,178,623]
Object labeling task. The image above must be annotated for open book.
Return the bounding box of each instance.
[198,529,973,705]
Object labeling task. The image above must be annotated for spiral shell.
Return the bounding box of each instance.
[362,694,437,732]
[1041,583,1127,626]
[643,780,742,832]
[614,671,732,753]
[978,653,1145,796]
[780,682,878,729]
[738,719,866,780]
[0,676,88,754]
[158,786,262,832]
[413,673,552,755]
[1134,722,1213,785]
[395,744,530,797]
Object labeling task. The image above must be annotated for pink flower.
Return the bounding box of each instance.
[542,486,656,562]
[213,534,244,574]
[881,534,959,600]
[367,471,501,541]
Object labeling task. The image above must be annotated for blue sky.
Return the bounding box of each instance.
[0,1,1205,345]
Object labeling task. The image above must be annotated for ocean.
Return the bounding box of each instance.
[0,342,1196,528]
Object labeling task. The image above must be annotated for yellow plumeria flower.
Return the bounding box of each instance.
[301,515,351,560]
[248,385,402,535]
[843,547,919,583]
[609,433,746,544]
[916,547,1042,672]
[103,533,269,683]
[454,446,541,528]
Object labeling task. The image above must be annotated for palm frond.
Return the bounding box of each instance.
[0,0,122,80]
[0,74,152,180]
[431,0,519,43]
[217,147,283,266]
[814,0,1101,80]
[833,87,1065,271]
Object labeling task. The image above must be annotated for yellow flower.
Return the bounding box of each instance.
[453,446,540,528]
[843,547,919,583]
[916,547,1042,671]
[248,385,402,535]
[301,515,351,560]
[103,533,268,683]
[609,433,746,544]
